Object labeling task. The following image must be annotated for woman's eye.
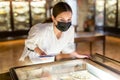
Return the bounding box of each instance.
[68,19,71,22]
[59,19,65,22]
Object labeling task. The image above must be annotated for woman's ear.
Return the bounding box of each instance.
[52,15,57,25]
[51,15,55,21]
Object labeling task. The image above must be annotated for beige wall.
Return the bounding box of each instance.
[77,0,88,31]
[77,0,94,32]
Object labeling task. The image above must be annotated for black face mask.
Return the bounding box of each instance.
[56,21,71,32]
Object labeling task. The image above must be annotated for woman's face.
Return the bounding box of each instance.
[52,11,72,25]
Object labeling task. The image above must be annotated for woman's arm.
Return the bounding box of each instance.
[25,23,46,55]
[70,51,89,58]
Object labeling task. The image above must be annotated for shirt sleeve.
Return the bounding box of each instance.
[62,26,76,54]
[25,23,44,50]
[62,42,76,54]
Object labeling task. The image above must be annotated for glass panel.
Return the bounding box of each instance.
[0,1,11,32]
[31,0,46,25]
[95,0,104,26]
[118,0,120,28]
[105,0,117,27]
[12,1,30,31]
[92,53,120,73]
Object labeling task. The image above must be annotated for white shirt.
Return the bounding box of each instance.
[19,23,75,64]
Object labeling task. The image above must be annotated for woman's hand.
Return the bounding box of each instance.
[34,47,47,56]
[70,52,90,59]
[55,52,90,61]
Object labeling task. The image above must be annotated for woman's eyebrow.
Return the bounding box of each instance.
[59,19,71,22]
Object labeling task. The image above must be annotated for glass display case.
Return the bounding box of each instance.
[118,0,120,28]
[10,54,120,80]
[12,1,30,31]
[30,0,46,25]
[0,1,11,32]
[105,0,117,27]
[95,0,104,27]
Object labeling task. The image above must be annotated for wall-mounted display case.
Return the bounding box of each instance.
[30,0,46,25]
[0,1,11,32]
[95,0,120,36]
[118,0,120,28]
[105,0,117,27]
[12,1,30,31]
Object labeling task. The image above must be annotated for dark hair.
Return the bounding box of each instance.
[52,2,72,18]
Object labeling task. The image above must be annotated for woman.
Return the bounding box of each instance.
[19,2,89,64]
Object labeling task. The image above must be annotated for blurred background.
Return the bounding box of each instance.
[0,0,120,79]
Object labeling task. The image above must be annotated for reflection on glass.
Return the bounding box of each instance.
[12,1,30,31]
[118,0,120,28]
[0,2,11,32]
[31,0,46,25]
[95,0,104,26]
[105,0,117,27]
